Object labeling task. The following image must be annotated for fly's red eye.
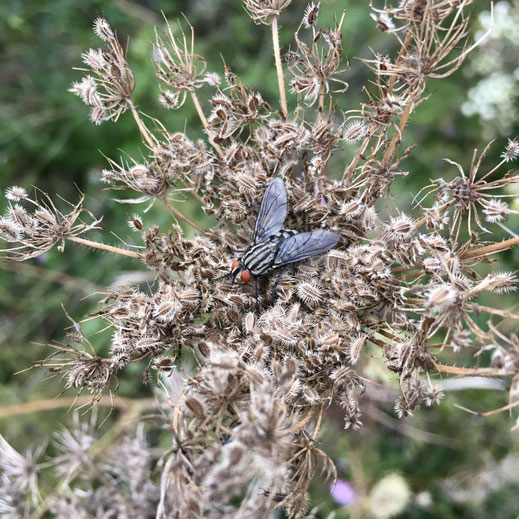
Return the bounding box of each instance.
[240,270,251,283]
[231,260,240,270]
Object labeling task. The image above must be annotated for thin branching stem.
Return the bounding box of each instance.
[461,236,519,259]
[190,91,224,158]
[0,395,153,418]
[128,100,158,153]
[67,235,142,258]
[160,196,208,235]
[272,16,288,119]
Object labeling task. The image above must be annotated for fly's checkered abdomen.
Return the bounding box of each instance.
[271,229,297,243]
[241,229,298,276]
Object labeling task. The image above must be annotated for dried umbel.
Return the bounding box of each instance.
[69,18,135,124]
[286,12,349,106]
[0,189,102,260]
[2,2,519,518]
[154,19,207,109]
[243,0,293,25]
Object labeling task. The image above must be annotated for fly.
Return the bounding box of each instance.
[217,177,339,310]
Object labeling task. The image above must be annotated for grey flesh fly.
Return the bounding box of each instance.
[217,178,340,311]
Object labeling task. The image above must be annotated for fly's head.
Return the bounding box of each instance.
[231,259,252,283]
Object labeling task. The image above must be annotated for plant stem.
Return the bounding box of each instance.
[317,83,325,124]
[382,101,413,165]
[285,406,315,435]
[128,100,158,153]
[272,16,288,119]
[67,235,142,259]
[0,395,153,418]
[461,236,519,260]
[342,129,372,183]
[160,196,209,236]
[459,399,519,418]
[312,405,324,440]
[433,362,515,378]
[190,91,224,158]
[180,178,205,205]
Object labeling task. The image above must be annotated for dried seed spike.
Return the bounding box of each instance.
[302,384,320,404]
[303,2,320,29]
[272,327,298,346]
[93,17,114,42]
[285,357,297,377]
[244,312,256,333]
[272,359,283,380]
[197,341,210,358]
[370,12,395,32]
[128,214,143,231]
[297,281,324,305]
[0,218,23,242]
[320,334,340,348]
[482,199,509,223]
[343,120,367,144]
[475,272,517,294]
[159,89,181,110]
[229,445,243,465]
[348,333,367,365]
[426,284,459,312]
[254,345,264,364]
[287,302,300,322]
[185,396,206,419]
[501,138,519,162]
[244,365,265,386]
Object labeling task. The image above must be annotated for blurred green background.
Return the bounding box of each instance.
[1,1,518,517]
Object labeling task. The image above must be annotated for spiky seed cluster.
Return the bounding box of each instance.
[243,0,293,25]
[0,189,101,260]
[69,18,135,124]
[2,2,519,518]
[153,21,208,110]
[286,15,349,106]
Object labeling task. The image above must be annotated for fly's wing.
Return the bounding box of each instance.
[273,230,339,267]
[252,177,287,244]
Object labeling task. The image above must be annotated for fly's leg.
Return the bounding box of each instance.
[270,266,287,306]
[212,271,233,283]
[254,276,261,314]
[213,263,244,284]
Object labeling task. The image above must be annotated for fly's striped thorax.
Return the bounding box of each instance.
[241,241,277,276]
[240,229,297,277]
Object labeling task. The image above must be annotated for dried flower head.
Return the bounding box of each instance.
[69,19,135,124]
[243,0,293,25]
[3,2,519,518]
